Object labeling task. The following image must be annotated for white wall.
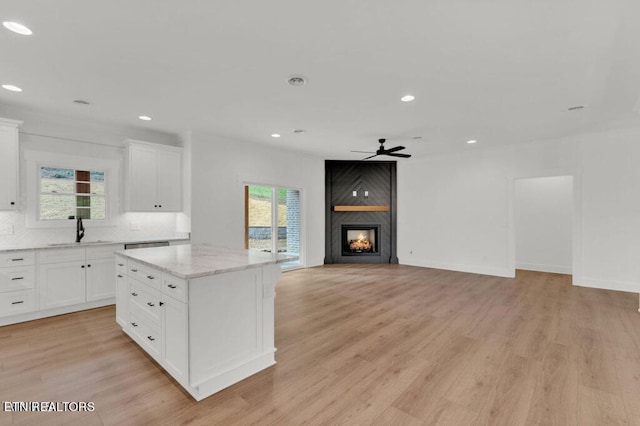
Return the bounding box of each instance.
[190,132,325,267]
[514,176,573,274]
[0,106,184,248]
[398,127,640,293]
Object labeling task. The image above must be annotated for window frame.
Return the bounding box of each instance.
[25,150,119,229]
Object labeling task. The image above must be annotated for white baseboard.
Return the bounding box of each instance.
[400,258,514,278]
[576,277,639,294]
[516,262,572,274]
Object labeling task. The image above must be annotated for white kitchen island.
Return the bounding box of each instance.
[115,244,294,401]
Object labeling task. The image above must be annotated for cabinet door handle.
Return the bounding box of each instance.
[131,292,138,296]
[11,258,24,262]
[11,301,24,305]
[147,302,155,307]
[117,263,124,266]
[87,264,91,268]
[10,201,15,206]
[81,265,85,268]
[167,284,177,289]
[11,277,24,281]
[117,274,123,278]
[131,322,138,327]
[146,275,155,280]
[147,336,155,341]
[131,269,138,272]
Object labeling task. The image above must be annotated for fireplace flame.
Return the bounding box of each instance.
[349,232,372,251]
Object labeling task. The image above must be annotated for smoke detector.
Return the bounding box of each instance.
[287,76,307,86]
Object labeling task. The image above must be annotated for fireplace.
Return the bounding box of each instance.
[342,225,380,256]
[325,160,397,264]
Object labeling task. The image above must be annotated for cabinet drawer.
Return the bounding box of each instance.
[0,266,35,292]
[161,274,187,303]
[0,251,35,267]
[0,290,36,318]
[38,248,85,264]
[129,280,161,325]
[115,255,127,274]
[127,261,161,290]
[129,311,161,360]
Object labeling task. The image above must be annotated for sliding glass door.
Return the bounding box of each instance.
[245,184,301,269]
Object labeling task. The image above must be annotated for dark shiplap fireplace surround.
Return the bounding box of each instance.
[324,160,398,264]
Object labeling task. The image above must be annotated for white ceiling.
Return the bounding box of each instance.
[2,0,640,159]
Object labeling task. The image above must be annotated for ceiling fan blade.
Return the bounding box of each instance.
[350,150,375,154]
[387,153,412,158]
[362,153,379,160]
[385,145,406,153]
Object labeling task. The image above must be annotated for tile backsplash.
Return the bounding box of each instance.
[0,210,183,248]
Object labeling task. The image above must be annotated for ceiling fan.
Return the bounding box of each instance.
[351,138,412,160]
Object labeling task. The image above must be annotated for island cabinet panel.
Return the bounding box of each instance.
[116,244,287,401]
[189,268,263,385]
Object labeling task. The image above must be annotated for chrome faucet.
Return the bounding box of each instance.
[76,217,85,243]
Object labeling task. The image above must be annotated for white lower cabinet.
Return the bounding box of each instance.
[115,255,128,327]
[0,252,36,318]
[38,258,86,309]
[38,246,119,310]
[117,252,280,401]
[162,293,188,383]
[121,258,189,387]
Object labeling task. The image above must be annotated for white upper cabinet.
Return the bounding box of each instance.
[0,118,22,210]
[124,140,183,212]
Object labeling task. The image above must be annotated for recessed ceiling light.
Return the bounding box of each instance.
[138,115,152,121]
[467,140,477,144]
[2,21,32,35]
[2,84,22,92]
[271,133,281,138]
[401,95,415,102]
[287,76,306,86]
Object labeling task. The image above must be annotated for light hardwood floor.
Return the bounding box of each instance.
[1,265,639,425]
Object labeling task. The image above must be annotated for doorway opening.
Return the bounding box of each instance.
[514,176,573,276]
[244,184,301,269]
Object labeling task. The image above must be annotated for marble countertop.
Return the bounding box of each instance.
[0,238,190,253]
[116,244,297,279]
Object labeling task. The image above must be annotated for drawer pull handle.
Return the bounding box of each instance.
[11,301,24,305]
[147,302,155,307]
[131,322,138,327]
[117,274,123,278]
[11,277,24,281]
[117,263,124,266]
[131,269,138,272]
[146,275,155,280]
[167,284,177,289]
[11,258,24,262]
[131,292,138,296]
[147,336,155,341]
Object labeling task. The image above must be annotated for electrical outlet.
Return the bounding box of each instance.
[0,224,13,235]
[130,222,141,231]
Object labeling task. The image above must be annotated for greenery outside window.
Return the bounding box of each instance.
[39,167,106,221]
[25,149,119,229]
